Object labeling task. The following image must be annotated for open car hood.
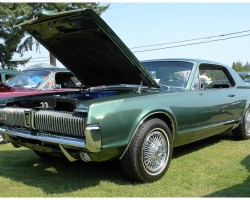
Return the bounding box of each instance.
[20,9,159,88]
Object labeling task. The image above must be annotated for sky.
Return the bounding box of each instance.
[14,2,250,70]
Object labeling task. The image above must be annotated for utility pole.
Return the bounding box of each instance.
[49,52,56,67]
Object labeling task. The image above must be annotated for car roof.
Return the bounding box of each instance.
[140,58,226,66]
[0,69,19,74]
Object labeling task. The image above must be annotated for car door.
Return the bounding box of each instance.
[193,64,245,136]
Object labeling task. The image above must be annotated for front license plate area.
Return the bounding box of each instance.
[24,143,52,153]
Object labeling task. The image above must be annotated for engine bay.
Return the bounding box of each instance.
[4,90,123,112]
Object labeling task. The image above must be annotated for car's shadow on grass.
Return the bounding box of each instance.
[0,131,235,195]
[173,131,234,159]
[0,147,128,194]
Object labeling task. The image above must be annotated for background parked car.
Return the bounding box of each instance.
[0,69,19,144]
[0,69,19,83]
[0,65,81,98]
[0,65,81,144]
[237,72,250,83]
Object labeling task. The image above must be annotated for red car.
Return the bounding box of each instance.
[0,67,80,144]
[0,67,81,98]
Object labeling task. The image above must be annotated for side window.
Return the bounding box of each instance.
[198,64,235,89]
[5,74,15,81]
[55,72,81,88]
[43,76,55,90]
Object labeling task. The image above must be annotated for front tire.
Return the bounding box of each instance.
[121,118,173,183]
[232,107,250,140]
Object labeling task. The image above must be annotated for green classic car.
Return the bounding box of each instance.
[0,9,249,183]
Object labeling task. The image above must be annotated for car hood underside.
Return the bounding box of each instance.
[20,9,159,88]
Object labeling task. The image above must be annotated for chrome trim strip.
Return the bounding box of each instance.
[0,127,86,149]
[184,119,239,135]
[74,108,89,113]
[86,126,100,130]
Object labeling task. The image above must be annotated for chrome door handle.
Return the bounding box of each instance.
[228,94,235,98]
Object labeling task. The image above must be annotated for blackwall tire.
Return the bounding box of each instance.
[232,107,250,140]
[121,118,173,183]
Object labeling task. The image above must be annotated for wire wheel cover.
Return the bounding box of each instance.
[143,129,169,174]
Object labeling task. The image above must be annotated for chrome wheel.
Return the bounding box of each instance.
[121,118,173,182]
[143,128,169,175]
[232,107,250,140]
[244,109,250,136]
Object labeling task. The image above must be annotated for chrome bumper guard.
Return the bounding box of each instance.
[0,123,101,162]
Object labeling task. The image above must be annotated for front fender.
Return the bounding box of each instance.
[86,95,177,154]
[119,109,177,159]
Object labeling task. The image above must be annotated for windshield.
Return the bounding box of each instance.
[142,61,194,88]
[7,70,51,89]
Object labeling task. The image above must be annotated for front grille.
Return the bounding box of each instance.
[34,110,86,137]
[0,107,33,127]
[0,107,87,137]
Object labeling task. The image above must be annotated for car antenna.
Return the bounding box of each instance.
[137,80,143,94]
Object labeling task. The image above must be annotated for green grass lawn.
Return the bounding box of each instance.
[0,131,249,197]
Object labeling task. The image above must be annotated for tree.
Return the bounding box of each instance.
[232,61,244,72]
[232,61,250,72]
[245,61,250,70]
[0,3,33,69]
[0,3,109,69]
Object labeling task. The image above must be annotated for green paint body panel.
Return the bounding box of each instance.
[81,84,247,155]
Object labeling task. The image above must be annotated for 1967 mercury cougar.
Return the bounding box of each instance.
[0,9,249,183]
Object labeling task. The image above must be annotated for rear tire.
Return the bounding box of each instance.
[232,107,250,140]
[121,118,173,183]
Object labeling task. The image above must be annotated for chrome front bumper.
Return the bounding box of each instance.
[0,123,102,153]
[0,126,86,148]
